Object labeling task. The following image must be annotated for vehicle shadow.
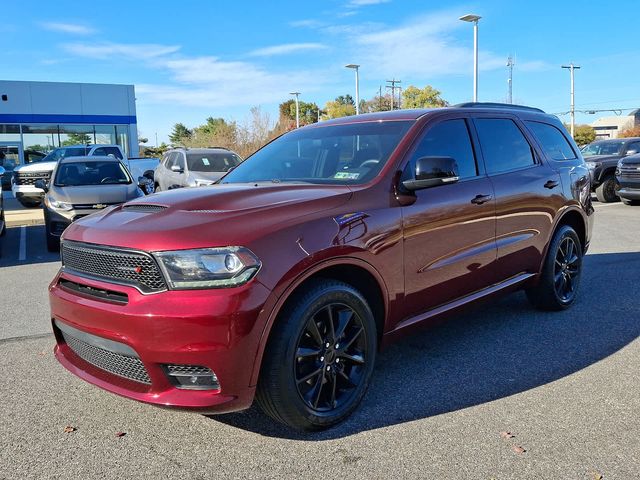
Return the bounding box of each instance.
[212,251,640,440]
[0,225,60,267]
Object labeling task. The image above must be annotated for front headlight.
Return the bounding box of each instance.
[195,180,214,187]
[44,196,73,211]
[153,247,261,289]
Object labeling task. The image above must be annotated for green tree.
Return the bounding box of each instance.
[618,125,640,138]
[401,85,448,109]
[563,124,596,146]
[361,94,393,113]
[62,132,92,146]
[324,94,356,119]
[279,99,320,126]
[169,123,192,145]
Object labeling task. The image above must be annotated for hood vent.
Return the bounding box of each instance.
[123,204,168,213]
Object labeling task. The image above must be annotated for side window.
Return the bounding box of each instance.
[93,147,107,156]
[626,141,640,155]
[525,121,577,161]
[174,153,186,171]
[474,118,535,174]
[104,147,123,159]
[406,119,478,180]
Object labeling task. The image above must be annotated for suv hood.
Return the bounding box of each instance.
[51,184,138,205]
[14,161,57,173]
[63,183,353,250]
[620,154,640,166]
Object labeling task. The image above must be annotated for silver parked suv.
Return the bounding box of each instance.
[154,147,242,191]
[37,156,145,251]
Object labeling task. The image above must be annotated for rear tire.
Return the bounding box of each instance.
[595,175,619,203]
[526,225,583,311]
[256,279,377,431]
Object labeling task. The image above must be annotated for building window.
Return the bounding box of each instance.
[21,124,60,153]
[0,124,21,143]
[59,124,95,146]
[95,125,117,145]
[115,125,129,156]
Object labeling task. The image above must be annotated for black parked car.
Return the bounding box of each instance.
[581,137,640,202]
[616,153,640,205]
[0,166,6,238]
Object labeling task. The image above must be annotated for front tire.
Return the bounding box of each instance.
[526,225,583,311]
[256,280,377,431]
[595,175,619,203]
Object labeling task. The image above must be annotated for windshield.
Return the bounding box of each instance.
[221,121,413,185]
[187,152,241,172]
[581,141,624,157]
[54,161,131,186]
[43,147,90,163]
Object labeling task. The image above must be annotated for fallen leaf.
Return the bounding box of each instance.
[500,431,515,439]
[115,432,126,437]
[38,352,47,356]
[512,445,526,454]
[63,425,76,433]
[592,473,603,480]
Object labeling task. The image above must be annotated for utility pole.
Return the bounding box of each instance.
[561,63,581,137]
[289,92,301,128]
[386,79,401,110]
[379,85,383,111]
[507,55,515,104]
[398,86,403,109]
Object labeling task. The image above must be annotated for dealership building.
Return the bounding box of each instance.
[0,80,139,165]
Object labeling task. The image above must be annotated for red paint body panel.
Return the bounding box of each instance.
[48,107,595,414]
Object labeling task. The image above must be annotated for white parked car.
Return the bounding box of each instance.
[12,144,159,207]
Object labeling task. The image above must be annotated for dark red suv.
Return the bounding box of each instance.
[50,103,594,430]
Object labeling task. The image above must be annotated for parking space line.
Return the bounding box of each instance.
[18,226,26,261]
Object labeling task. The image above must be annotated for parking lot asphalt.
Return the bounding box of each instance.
[1,201,639,479]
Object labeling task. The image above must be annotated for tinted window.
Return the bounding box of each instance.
[626,141,640,154]
[475,119,535,174]
[54,161,130,186]
[581,141,624,156]
[222,121,412,185]
[187,153,241,172]
[526,121,576,161]
[104,147,123,159]
[406,119,477,180]
[174,153,186,170]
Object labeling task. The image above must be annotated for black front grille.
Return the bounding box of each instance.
[123,204,167,213]
[14,171,51,185]
[61,330,151,384]
[619,166,640,179]
[61,241,167,293]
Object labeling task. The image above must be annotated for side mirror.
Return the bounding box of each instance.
[34,179,49,192]
[402,156,459,191]
[137,176,154,195]
[170,165,184,173]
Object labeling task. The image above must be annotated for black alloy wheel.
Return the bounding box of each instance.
[257,280,377,431]
[553,236,580,303]
[294,303,367,412]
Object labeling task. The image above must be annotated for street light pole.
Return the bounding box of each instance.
[345,64,360,115]
[289,92,301,128]
[459,14,481,102]
[561,63,581,138]
[507,55,514,104]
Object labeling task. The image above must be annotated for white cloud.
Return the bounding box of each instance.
[344,10,507,79]
[62,42,181,60]
[289,19,324,28]
[349,0,391,5]
[40,22,96,35]
[248,43,328,57]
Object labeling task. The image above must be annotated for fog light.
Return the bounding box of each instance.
[163,364,220,390]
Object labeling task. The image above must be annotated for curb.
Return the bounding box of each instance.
[5,211,45,228]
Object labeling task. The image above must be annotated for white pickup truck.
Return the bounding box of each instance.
[11,144,159,207]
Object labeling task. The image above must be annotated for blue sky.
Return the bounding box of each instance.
[2,0,639,144]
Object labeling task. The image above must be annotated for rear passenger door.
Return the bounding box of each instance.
[472,116,564,280]
[401,117,497,318]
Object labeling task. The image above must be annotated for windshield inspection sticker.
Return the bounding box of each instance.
[202,158,211,165]
[334,172,360,180]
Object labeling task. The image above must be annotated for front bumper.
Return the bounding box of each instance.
[50,269,271,413]
[617,176,640,200]
[12,184,44,199]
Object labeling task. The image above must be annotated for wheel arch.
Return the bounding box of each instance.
[249,257,389,387]
[537,206,587,275]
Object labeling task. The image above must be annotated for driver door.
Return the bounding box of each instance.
[400,117,497,321]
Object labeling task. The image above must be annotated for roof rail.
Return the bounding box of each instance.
[454,102,545,113]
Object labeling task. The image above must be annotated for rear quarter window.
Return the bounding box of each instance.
[525,121,577,161]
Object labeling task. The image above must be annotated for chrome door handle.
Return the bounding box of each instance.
[471,194,492,205]
[544,180,559,189]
